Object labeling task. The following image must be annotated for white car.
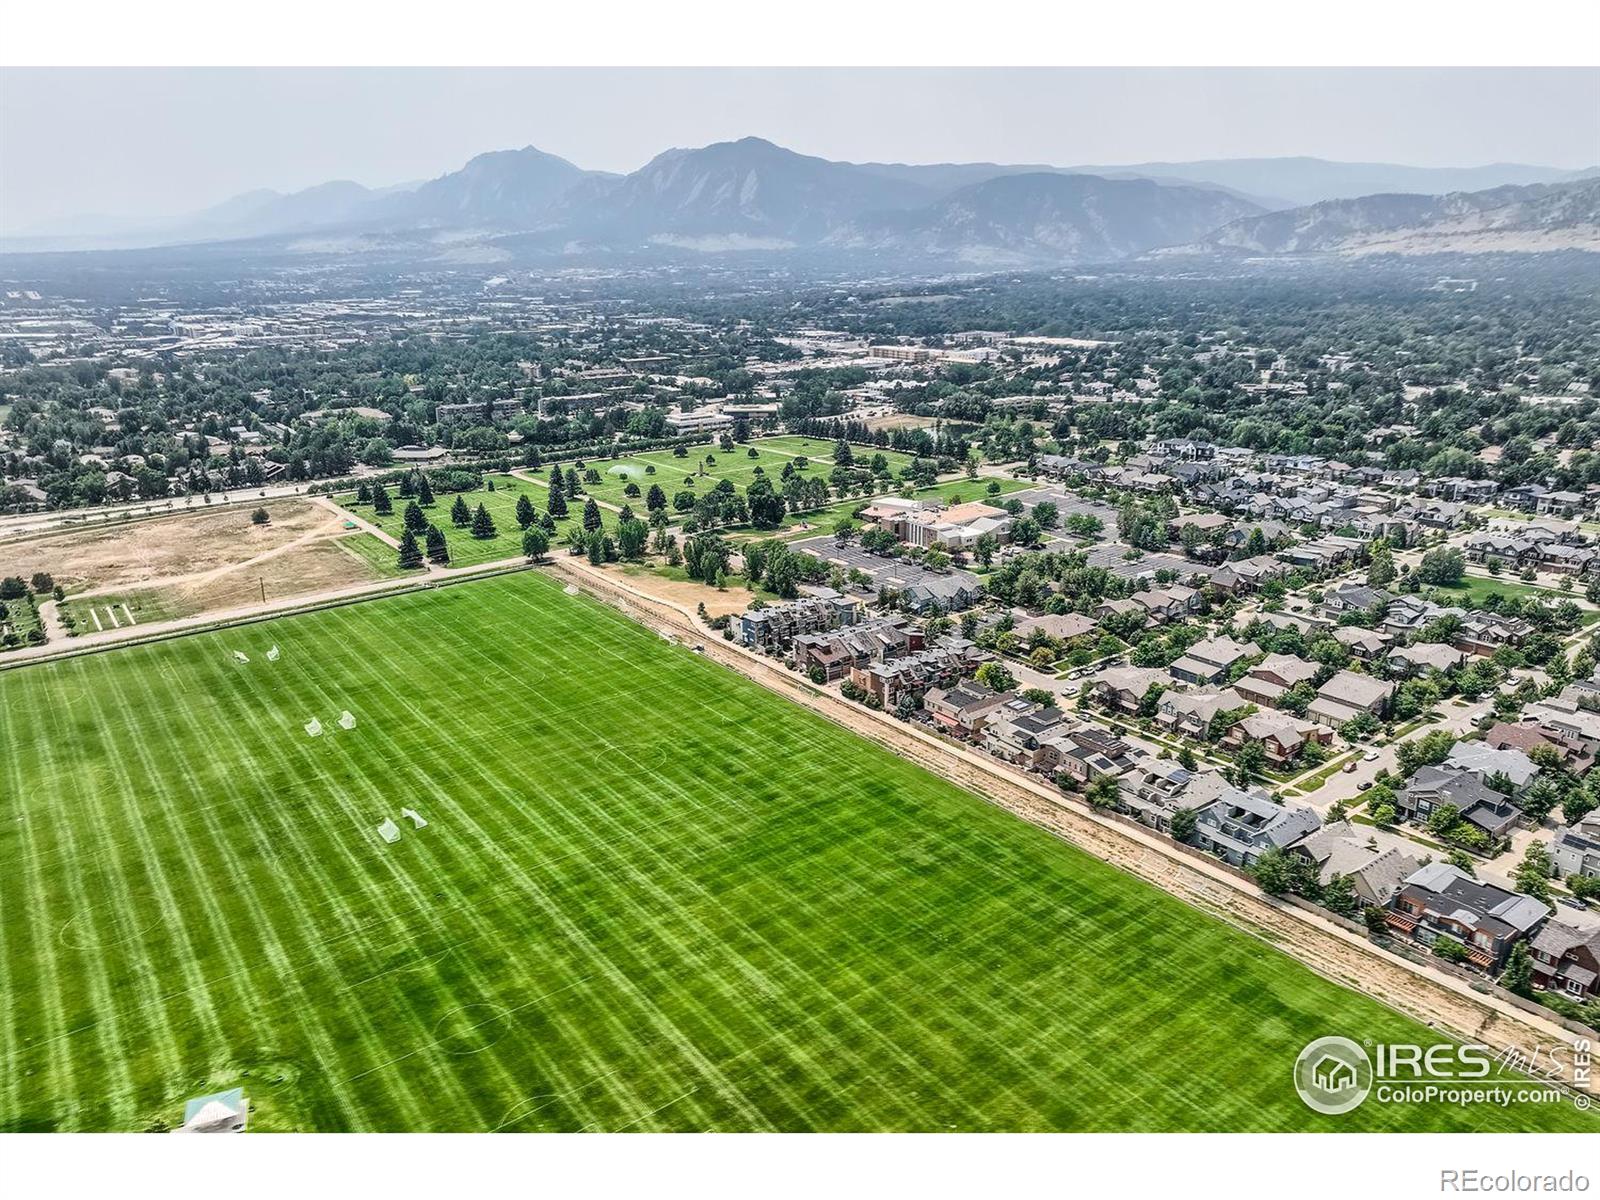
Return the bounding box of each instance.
[1362,751,1380,762]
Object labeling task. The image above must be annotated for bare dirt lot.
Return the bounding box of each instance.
[5,499,389,625]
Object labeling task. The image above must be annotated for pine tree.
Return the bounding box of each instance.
[646,483,667,512]
[425,525,450,564]
[398,472,416,499]
[471,502,497,540]
[451,494,472,527]
[403,500,428,534]
[548,464,563,492]
[582,497,603,532]
[371,482,392,516]
[516,493,535,528]
[547,487,568,519]
[397,528,424,570]
[356,481,372,503]
[418,474,436,506]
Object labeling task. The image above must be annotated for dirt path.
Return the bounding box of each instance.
[551,555,1596,1092]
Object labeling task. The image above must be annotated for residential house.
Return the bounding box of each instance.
[1233,653,1320,709]
[1089,665,1169,714]
[1395,765,1524,839]
[1456,612,1534,657]
[851,640,984,707]
[1190,788,1321,868]
[1552,811,1600,880]
[1442,741,1540,794]
[1386,642,1467,676]
[1385,862,1548,971]
[1529,921,1600,1001]
[1222,711,1334,766]
[1321,583,1394,618]
[1157,687,1248,740]
[1332,625,1393,661]
[1169,635,1261,686]
[1046,727,1136,783]
[924,682,1015,738]
[1291,820,1420,906]
[983,702,1073,769]
[793,617,920,681]
[1307,671,1395,729]
[739,592,861,651]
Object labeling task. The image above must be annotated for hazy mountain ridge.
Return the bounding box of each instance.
[4,139,1596,263]
[831,172,1264,264]
[1165,177,1600,257]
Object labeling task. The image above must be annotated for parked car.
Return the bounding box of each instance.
[1556,896,1590,911]
[1362,751,1380,762]
[1357,780,1373,792]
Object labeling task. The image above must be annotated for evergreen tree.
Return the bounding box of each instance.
[371,482,392,516]
[396,528,424,570]
[646,483,667,512]
[356,481,371,503]
[516,493,536,528]
[582,497,603,532]
[418,474,436,506]
[471,502,497,539]
[548,464,563,492]
[398,473,416,499]
[451,494,472,527]
[547,487,568,519]
[425,524,450,565]
[403,500,428,534]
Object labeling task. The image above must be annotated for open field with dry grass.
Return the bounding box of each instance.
[4,500,393,629]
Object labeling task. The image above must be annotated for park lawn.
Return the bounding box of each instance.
[526,437,918,514]
[347,475,603,569]
[59,590,181,635]
[1443,575,1571,607]
[1,572,1594,1133]
[333,532,414,579]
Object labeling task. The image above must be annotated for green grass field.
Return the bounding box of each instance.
[0,573,1593,1133]
[351,475,603,569]
[526,437,916,513]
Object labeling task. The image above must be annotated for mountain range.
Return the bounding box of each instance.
[5,138,1597,264]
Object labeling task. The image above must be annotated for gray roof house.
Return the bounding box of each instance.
[1190,787,1321,868]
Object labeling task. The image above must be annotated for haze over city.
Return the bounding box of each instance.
[3,67,1597,232]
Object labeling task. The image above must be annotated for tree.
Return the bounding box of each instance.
[975,661,1016,693]
[451,494,472,527]
[1500,941,1535,997]
[646,483,667,512]
[1513,842,1554,903]
[1367,543,1395,588]
[521,527,550,561]
[616,517,647,561]
[516,493,536,529]
[1250,846,1296,896]
[582,498,603,533]
[0,577,26,601]
[1177,745,1198,771]
[1416,547,1466,586]
[418,474,435,506]
[547,486,568,519]
[1363,906,1390,939]
[403,500,428,535]
[425,524,450,564]
[973,531,1000,569]
[470,502,497,540]
[1169,807,1197,842]
[396,528,424,570]
[371,482,393,516]
[1232,741,1266,783]
[1322,873,1359,918]
[1086,775,1121,811]
[250,509,269,527]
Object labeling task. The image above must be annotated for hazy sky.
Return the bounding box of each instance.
[3,67,1597,232]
